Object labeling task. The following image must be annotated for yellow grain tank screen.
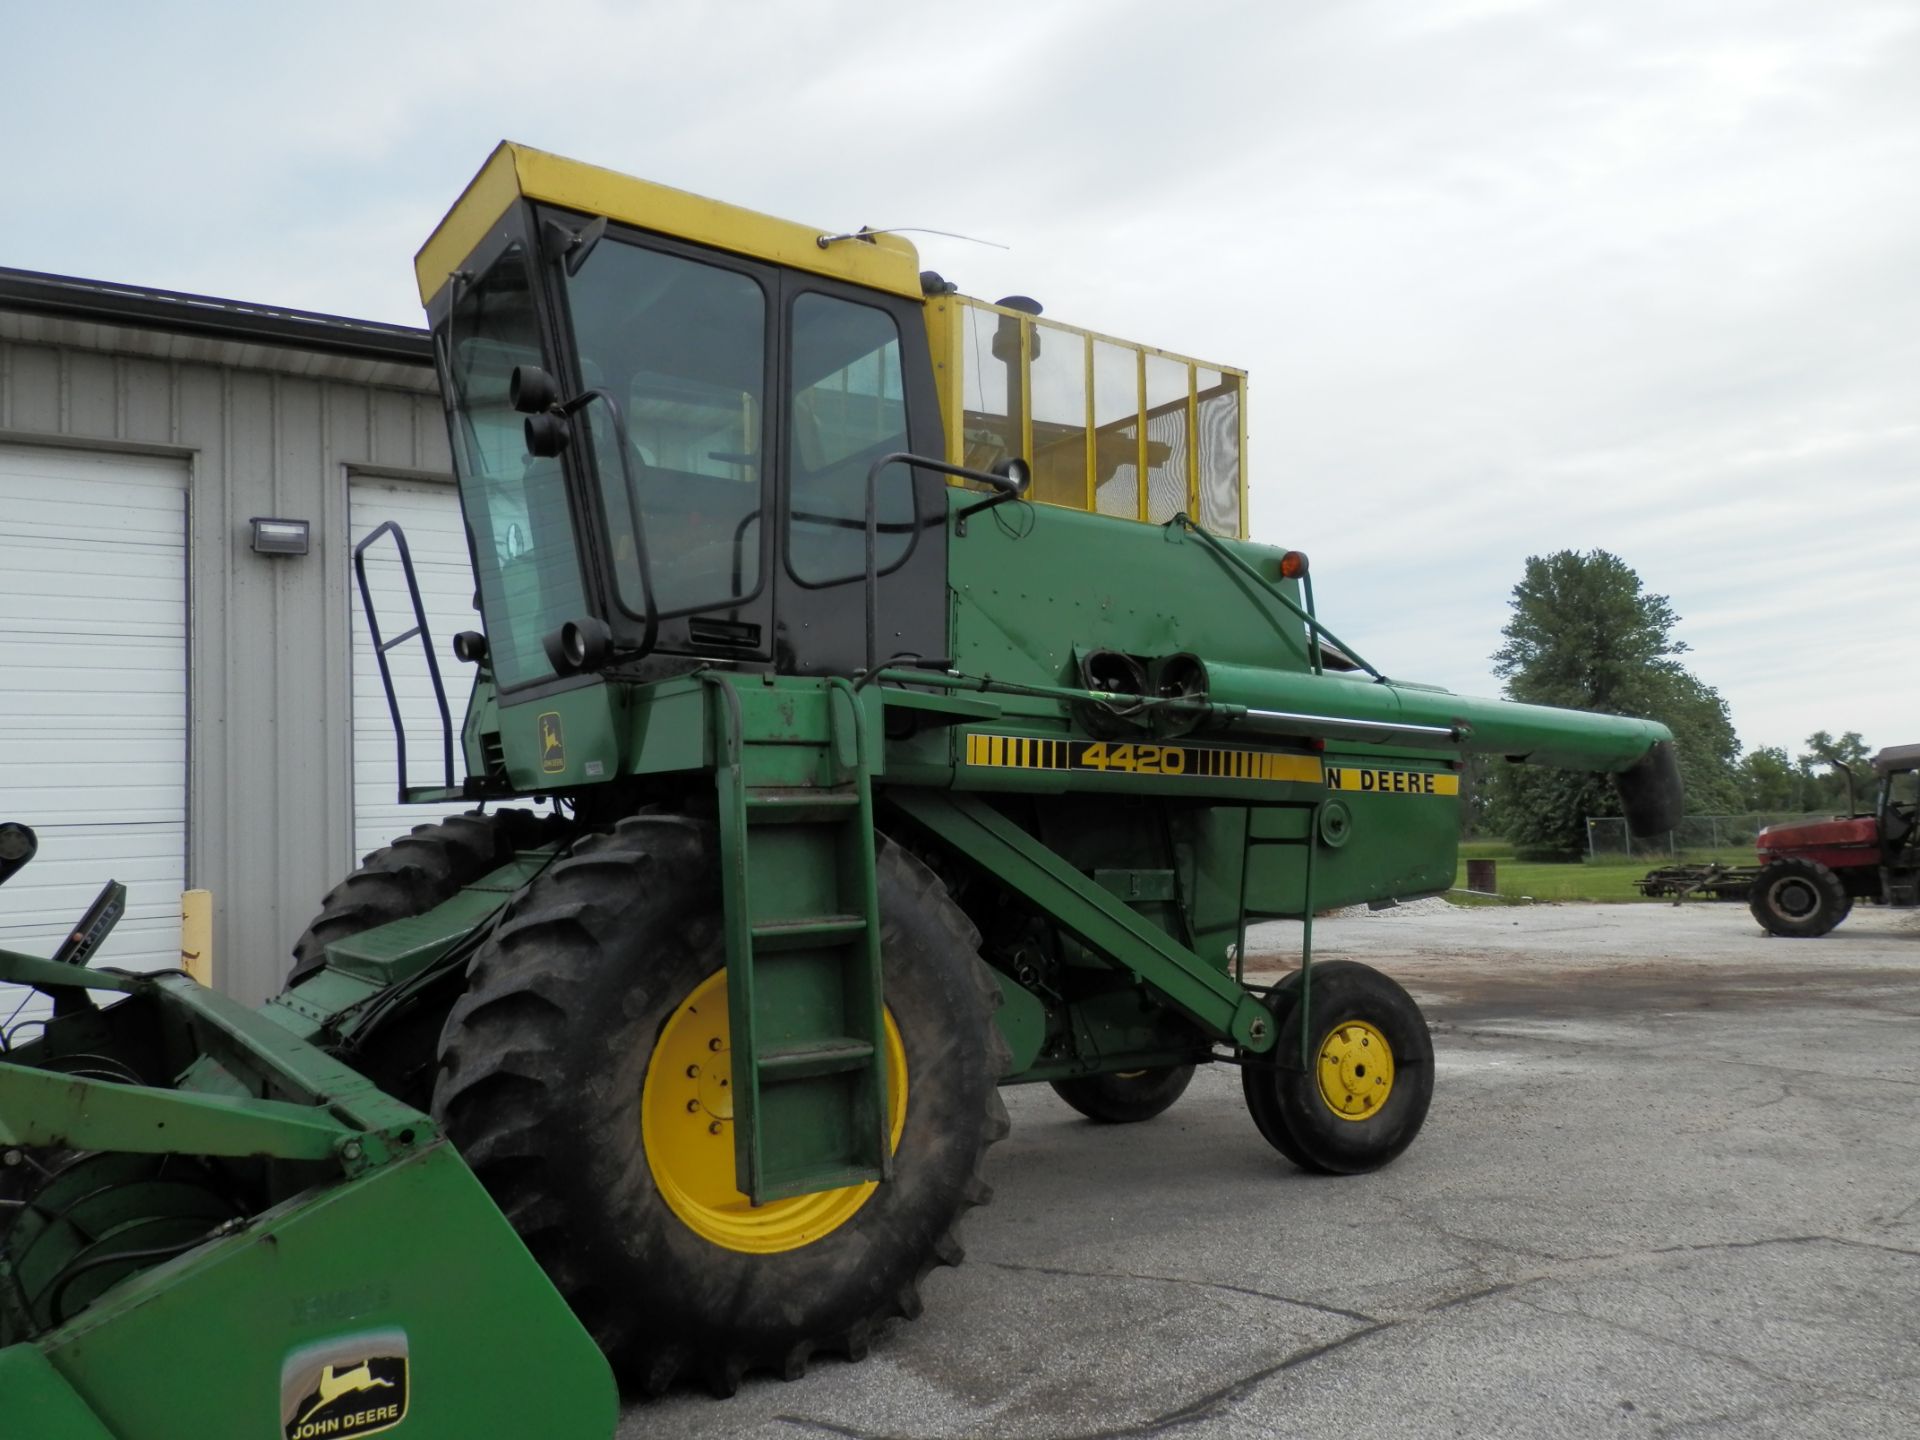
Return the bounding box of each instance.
[925,296,1248,538]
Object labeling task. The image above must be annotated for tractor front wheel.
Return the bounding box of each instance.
[287,808,559,987]
[1050,1066,1195,1124]
[1241,961,1433,1175]
[431,816,1008,1395]
[1749,857,1851,938]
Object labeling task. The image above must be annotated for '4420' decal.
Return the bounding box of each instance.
[964,734,1323,783]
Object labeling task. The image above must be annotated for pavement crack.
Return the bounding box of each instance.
[1642,1233,1920,1263]
[776,1419,893,1440]
[1505,1293,1798,1388]
[1071,1323,1393,1440]
[980,1259,1380,1325]
[1869,1194,1920,1230]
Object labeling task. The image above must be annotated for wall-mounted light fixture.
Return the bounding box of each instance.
[249,517,311,556]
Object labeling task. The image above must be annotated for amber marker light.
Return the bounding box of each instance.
[1279,550,1310,580]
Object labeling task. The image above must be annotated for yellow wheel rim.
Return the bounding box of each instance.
[640,970,908,1254]
[1316,1019,1395,1122]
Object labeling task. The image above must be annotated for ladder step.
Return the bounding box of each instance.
[754,1161,884,1202]
[745,788,862,824]
[750,915,868,952]
[758,1038,875,1082]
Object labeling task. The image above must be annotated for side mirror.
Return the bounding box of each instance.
[542,616,614,676]
[509,365,561,414]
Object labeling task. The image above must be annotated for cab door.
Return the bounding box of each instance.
[773,278,948,676]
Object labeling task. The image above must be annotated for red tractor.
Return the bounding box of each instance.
[1749,744,1920,937]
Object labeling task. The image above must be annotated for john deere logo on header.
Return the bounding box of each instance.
[281,1332,409,1440]
[538,711,566,774]
[1325,765,1458,797]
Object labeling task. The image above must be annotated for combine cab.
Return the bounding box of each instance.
[1748,744,1920,937]
[0,142,1689,1429]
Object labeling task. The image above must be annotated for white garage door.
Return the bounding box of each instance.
[0,444,187,1038]
[349,476,485,864]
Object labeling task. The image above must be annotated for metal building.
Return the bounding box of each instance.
[0,268,475,1014]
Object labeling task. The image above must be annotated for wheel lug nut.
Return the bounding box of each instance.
[686,1064,700,1078]
[709,1122,723,1135]
[686,1100,700,1113]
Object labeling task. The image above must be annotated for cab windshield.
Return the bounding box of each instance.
[563,238,768,619]
[443,242,587,689]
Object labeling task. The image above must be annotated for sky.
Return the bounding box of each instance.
[4,0,1914,759]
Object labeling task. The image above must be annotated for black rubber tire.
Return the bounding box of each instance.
[286,809,558,988]
[1240,972,1320,1171]
[1749,857,1851,938]
[431,815,1009,1396]
[1241,962,1433,1176]
[1050,1065,1196,1123]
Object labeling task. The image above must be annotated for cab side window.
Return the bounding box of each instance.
[786,294,913,586]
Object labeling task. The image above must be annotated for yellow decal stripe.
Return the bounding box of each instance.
[1324,766,1460,797]
[961,735,1324,784]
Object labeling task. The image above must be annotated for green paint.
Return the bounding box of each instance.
[0,958,614,1439]
[706,674,891,1203]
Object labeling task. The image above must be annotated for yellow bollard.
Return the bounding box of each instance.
[180,889,213,987]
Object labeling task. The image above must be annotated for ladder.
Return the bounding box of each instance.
[705,675,890,1204]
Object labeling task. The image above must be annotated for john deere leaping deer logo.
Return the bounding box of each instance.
[538,711,566,774]
[281,1331,409,1439]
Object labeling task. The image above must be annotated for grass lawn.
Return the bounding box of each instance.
[1451,858,1656,903]
[1450,840,1755,904]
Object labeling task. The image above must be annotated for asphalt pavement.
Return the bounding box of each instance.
[623,901,1920,1440]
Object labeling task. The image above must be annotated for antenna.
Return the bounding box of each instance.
[816,225,1009,251]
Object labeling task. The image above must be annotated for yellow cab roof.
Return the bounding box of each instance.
[415,142,925,307]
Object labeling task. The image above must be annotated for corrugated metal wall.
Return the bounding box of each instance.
[0,332,454,1007]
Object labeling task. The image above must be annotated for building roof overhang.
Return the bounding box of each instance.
[0,265,436,392]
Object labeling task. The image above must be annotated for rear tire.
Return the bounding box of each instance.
[1242,962,1433,1175]
[1051,1066,1195,1124]
[431,816,1008,1395]
[1749,857,1850,938]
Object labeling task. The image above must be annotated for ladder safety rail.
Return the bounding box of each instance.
[353,521,455,802]
[1172,514,1386,682]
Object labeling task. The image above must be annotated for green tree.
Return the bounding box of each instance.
[1483,550,1740,858]
[1736,746,1796,812]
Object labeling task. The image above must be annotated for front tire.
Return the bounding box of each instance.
[1749,857,1850,937]
[1242,962,1433,1175]
[287,809,557,987]
[431,816,1008,1395]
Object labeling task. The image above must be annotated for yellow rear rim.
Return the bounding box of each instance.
[640,969,908,1254]
[1316,1019,1395,1121]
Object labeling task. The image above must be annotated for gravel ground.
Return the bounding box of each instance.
[623,902,1920,1440]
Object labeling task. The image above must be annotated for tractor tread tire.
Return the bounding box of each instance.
[286,809,559,988]
[431,815,1008,1396]
[1749,857,1851,938]
[1050,1065,1196,1124]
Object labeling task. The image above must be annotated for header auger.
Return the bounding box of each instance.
[0,143,1682,1434]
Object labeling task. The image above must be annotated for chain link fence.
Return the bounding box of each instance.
[1584,813,1818,862]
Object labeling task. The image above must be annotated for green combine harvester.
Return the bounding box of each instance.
[0,144,1682,1436]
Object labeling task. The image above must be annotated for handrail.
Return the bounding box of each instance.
[1171,514,1386,681]
[860,451,1026,674]
[353,521,454,801]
